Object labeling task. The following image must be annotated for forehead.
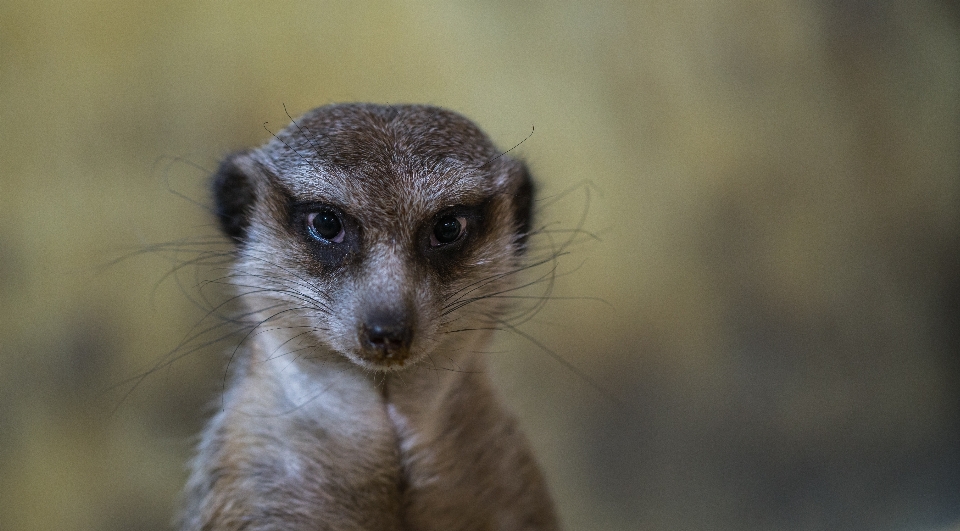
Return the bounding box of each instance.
[260,105,506,217]
[275,163,495,212]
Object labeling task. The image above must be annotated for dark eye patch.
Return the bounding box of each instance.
[421,201,490,273]
[289,201,361,270]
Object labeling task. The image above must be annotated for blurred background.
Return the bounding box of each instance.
[2,1,959,530]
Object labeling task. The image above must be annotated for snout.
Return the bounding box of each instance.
[358,311,414,367]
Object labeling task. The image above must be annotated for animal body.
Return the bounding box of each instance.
[179,104,560,531]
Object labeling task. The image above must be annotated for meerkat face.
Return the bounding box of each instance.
[212,104,533,371]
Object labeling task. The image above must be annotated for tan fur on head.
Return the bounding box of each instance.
[181,104,557,531]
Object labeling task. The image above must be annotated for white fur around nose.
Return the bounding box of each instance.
[361,240,412,305]
[351,239,423,345]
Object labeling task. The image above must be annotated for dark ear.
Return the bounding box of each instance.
[212,152,257,244]
[512,162,535,252]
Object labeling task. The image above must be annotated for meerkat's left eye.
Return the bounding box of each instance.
[431,215,466,246]
[307,211,345,243]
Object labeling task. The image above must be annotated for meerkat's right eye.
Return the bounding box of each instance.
[431,215,466,246]
[307,210,345,243]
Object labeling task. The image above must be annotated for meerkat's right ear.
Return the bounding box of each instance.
[212,151,258,244]
[513,162,535,252]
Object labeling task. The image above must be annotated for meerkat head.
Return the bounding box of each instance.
[212,104,534,372]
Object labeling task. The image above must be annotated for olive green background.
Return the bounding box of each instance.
[2,2,959,530]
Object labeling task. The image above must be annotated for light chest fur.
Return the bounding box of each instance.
[180,104,559,531]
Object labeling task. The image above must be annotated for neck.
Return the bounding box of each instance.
[183,325,558,531]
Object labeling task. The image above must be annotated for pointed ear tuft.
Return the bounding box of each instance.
[212,152,257,244]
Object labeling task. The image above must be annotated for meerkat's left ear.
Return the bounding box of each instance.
[211,151,258,245]
[513,161,535,252]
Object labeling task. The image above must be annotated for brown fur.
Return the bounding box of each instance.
[180,104,559,530]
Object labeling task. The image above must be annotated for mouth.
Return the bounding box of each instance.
[357,345,412,368]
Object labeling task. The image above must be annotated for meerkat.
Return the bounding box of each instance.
[179,103,560,531]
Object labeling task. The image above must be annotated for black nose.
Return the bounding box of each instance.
[359,313,413,364]
[364,323,412,351]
